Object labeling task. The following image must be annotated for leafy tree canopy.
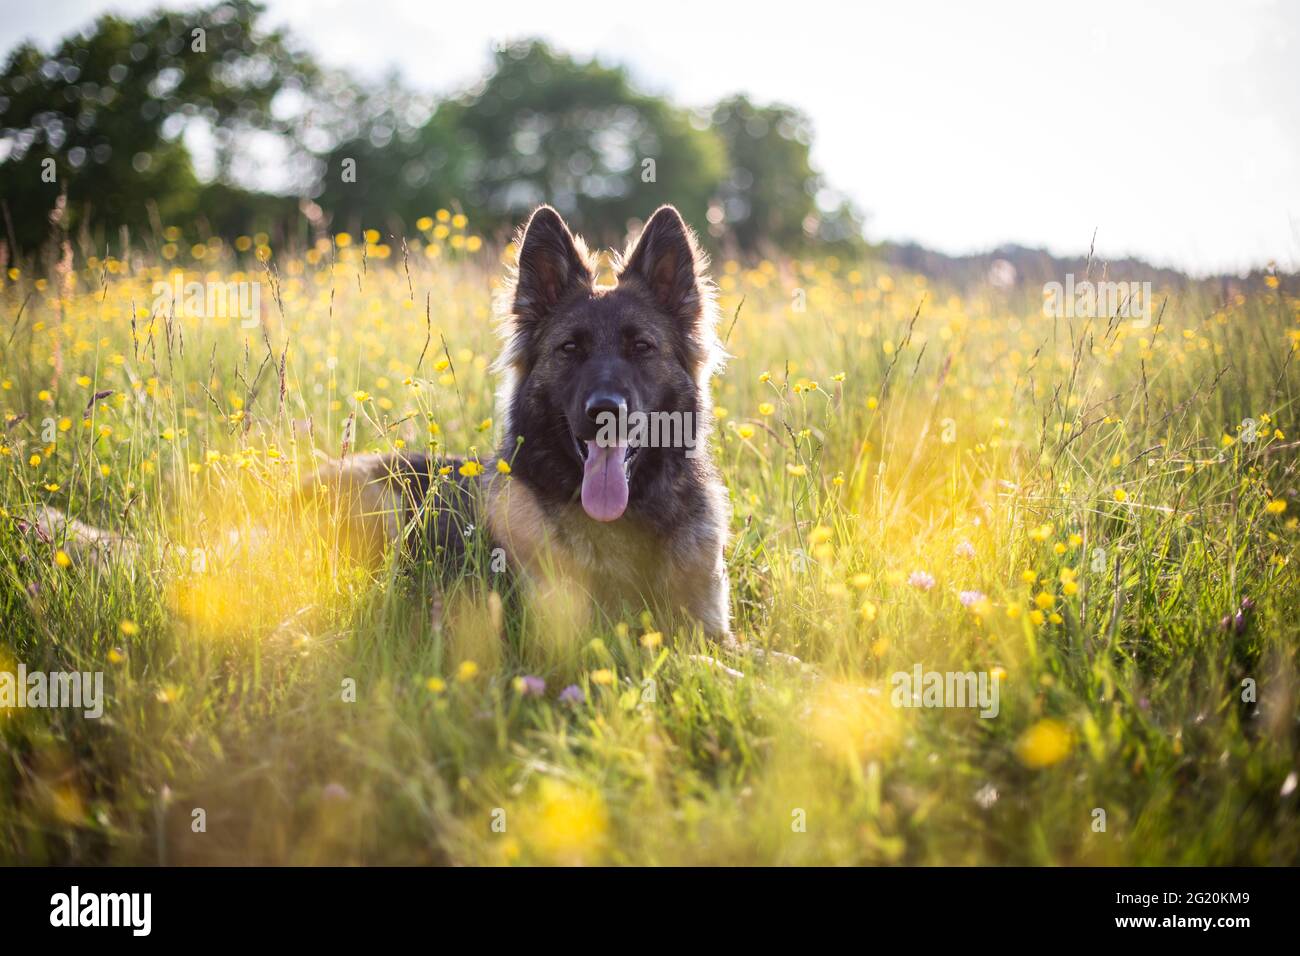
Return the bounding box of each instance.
[1,10,862,258]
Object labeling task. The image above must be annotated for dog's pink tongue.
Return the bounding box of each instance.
[581,440,628,522]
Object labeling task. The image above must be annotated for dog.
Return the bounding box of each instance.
[308,204,733,640]
[25,205,736,645]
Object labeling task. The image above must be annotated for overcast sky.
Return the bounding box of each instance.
[4,0,1298,274]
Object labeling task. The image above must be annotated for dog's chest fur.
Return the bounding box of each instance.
[488,476,678,599]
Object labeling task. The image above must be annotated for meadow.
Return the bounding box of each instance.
[1,215,1297,865]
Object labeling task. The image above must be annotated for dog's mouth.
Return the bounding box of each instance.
[572,432,639,522]
[573,434,640,473]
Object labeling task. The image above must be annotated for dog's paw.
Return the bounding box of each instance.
[721,636,803,668]
[689,654,746,680]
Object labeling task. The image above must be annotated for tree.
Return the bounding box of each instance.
[0,0,314,252]
[316,41,728,246]
[308,74,474,239]
[710,95,863,254]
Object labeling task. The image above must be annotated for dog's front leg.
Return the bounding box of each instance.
[676,559,731,640]
[684,562,803,668]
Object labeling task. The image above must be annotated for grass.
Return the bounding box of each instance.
[1,219,1297,865]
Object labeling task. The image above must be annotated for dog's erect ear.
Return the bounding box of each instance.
[619,205,703,325]
[512,206,592,325]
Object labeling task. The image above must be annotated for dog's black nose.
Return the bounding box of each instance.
[585,392,627,424]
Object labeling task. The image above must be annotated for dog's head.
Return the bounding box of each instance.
[495,205,721,522]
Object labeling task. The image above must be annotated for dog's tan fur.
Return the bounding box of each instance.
[483,472,730,636]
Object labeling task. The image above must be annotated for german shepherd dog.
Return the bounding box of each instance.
[26,205,734,645]
[310,204,732,640]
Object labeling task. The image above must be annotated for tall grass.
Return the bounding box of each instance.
[1,224,1296,864]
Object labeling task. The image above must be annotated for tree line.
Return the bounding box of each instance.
[0,1,863,256]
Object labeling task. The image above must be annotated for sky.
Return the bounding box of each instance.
[3,0,1298,275]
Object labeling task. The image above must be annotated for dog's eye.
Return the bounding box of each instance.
[631,340,654,355]
[558,341,579,355]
